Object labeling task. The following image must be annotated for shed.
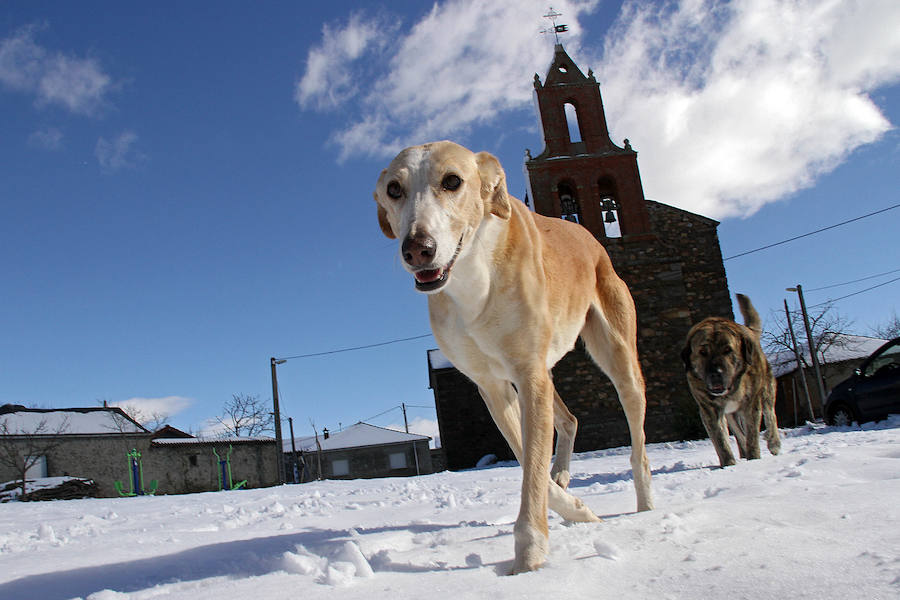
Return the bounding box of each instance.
[284,422,432,481]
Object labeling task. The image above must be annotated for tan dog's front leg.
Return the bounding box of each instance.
[512,371,554,574]
[550,388,577,489]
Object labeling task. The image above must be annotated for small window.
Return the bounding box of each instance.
[389,452,407,470]
[331,459,349,477]
[189,455,198,467]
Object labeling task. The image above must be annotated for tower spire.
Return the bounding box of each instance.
[541,7,568,44]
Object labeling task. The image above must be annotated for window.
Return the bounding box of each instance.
[331,459,349,477]
[558,182,581,223]
[25,455,47,479]
[564,102,582,144]
[189,454,198,467]
[389,452,407,470]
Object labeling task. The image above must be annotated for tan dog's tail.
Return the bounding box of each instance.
[736,293,762,340]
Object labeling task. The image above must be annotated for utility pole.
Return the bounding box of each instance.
[270,357,286,484]
[288,416,298,484]
[786,285,827,417]
[785,299,815,421]
[402,403,409,433]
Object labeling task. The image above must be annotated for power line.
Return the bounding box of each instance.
[808,275,900,309]
[724,203,900,261]
[805,267,900,291]
[279,333,433,360]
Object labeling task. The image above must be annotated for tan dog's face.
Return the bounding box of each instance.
[373,141,510,294]
[682,323,750,397]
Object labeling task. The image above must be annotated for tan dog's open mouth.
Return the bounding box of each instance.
[413,234,464,293]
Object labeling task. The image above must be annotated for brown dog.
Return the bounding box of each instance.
[374,141,653,573]
[681,294,781,467]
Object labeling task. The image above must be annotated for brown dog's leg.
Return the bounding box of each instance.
[761,380,782,456]
[700,405,736,467]
[726,413,749,458]
[743,402,763,460]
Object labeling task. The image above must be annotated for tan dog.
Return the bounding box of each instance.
[374,141,653,573]
[681,294,781,467]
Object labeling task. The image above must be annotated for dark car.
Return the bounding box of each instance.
[824,337,900,426]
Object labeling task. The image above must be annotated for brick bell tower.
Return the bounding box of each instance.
[526,44,652,242]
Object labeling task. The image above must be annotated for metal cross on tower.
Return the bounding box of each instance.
[541,7,568,43]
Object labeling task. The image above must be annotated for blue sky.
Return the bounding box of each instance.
[2,1,898,442]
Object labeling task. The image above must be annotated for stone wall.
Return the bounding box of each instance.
[0,434,278,497]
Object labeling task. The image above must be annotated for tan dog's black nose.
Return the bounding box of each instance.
[402,232,436,267]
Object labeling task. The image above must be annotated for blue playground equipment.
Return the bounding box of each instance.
[114,449,158,497]
[214,445,247,491]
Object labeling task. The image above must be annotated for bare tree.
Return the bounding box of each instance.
[763,302,855,383]
[870,310,900,340]
[95,400,165,433]
[0,415,70,500]
[214,393,274,438]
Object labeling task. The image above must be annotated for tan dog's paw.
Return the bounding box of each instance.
[511,523,548,574]
[551,469,571,490]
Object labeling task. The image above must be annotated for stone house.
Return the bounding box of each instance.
[429,44,733,470]
[285,422,432,481]
[0,405,278,497]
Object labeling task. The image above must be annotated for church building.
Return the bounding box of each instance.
[429,44,734,470]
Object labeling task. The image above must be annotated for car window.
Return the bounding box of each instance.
[863,342,900,377]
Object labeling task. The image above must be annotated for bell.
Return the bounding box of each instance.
[604,210,617,224]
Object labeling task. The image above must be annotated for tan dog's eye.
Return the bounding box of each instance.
[442,174,461,191]
[386,181,403,199]
[722,347,732,355]
[699,348,708,357]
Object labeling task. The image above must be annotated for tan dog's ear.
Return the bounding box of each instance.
[475,151,511,219]
[375,200,396,239]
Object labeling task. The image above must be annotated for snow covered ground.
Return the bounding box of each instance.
[1,418,898,600]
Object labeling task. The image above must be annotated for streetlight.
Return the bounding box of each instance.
[786,285,827,417]
[270,357,287,484]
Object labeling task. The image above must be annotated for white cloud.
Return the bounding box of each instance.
[296,0,599,161]
[0,24,114,116]
[27,126,63,150]
[95,130,142,171]
[597,0,900,218]
[109,396,194,417]
[297,0,900,217]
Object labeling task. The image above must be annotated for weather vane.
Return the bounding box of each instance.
[541,7,568,43]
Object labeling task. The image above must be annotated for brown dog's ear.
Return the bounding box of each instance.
[680,340,694,372]
[475,151,511,219]
[739,329,756,366]
[375,199,396,239]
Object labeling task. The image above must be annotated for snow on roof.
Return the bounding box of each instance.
[152,436,274,446]
[767,334,889,378]
[428,348,454,370]
[284,422,430,453]
[0,406,148,435]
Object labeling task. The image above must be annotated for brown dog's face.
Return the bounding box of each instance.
[682,322,750,397]
[373,141,510,294]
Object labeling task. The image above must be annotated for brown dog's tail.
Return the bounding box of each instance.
[736,293,762,340]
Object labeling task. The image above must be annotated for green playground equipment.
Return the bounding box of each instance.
[214,445,247,491]
[114,449,158,497]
